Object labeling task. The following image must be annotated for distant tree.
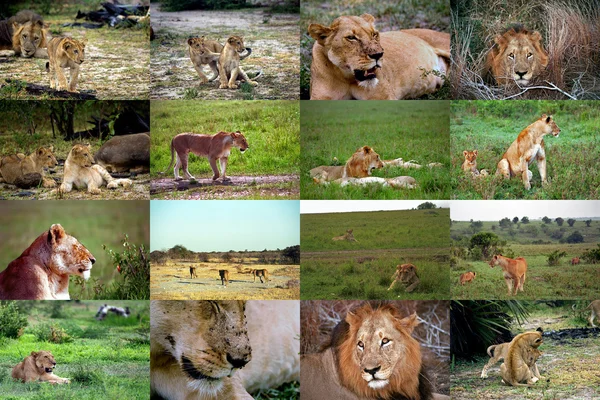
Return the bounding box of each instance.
[469,220,483,233]
[417,202,437,210]
[512,217,519,224]
[567,218,576,227]
[491,225,496,230]
[585,219,592,227]
[198,253,209,262]
[282,245,300,264]
[555,217,564,226]
[523,225,538,237]
[221,252,232,262]
[542,216,552,224]
[499,218,512,229]
[549,230,564,240]
[469,232,501,259]
[521,216,529,224]
[565,231,584,243]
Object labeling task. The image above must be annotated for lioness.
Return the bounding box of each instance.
[489,254,527,296]
[190,266,198,279]
[496,114,561,190]
[585,300,600,328]
[12,351,70,384]
[0,224,95,300]
[459,271,476,285]
[485,25,548,86]
[332,229,357,242]
[219,269,229,286]
[218,36,258,89]
[187,36,251,84]
[164,131,249,181]
[500,330,544,387]
[0,146,57,188]
[0,10,49,58]
[150,300,300,400]
[571,257,580,265]
[308,14,450,100]
[58,144,133,195]
[252,269,268,284]
[387,263,420,292]
[46,37,87,93]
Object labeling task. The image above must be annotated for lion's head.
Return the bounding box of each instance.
[308,14,384,87]
[331,302,424,399]
[487,25,548,86]
[226,36,246,54]
[67,144,95,168]
[230,131,249,153]
[60,38,86,65]
[187,36,205,54]
[46,223,95,280]
[346,146,384,178]
[534,114,561,137]
[11,19,48,58]
[34,146,58,169]
[32,351,56,373]
[463,150,477,164]
[397,264,418,283]
[150,301,252,395]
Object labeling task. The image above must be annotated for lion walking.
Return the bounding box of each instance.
[189,266,197,279]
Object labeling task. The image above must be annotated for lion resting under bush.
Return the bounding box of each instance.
[12,350,70,384]
[301,302,449,399]
[308,14,450,100]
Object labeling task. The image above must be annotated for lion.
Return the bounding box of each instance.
[0,146,57,188]
[0,10,49,58]
[219,269,229,286]
[459,271,476,285]
[332,229,357,242]
[11,351,70,384]
[46,37,87,93]
[489,254,528,296]
[187,36,251,84]
[481,327,543,379]
[300,302,449,400]
[58,144,132,195]
[307,14,450,100]
[150,300,300,400]
[190,266,198,279]
[163,131,249,182]
[462,150,478,174]
[496,114,561,190]
[94,133,150,173]
[571,257,580,265]
[218,36,258,89]
[500,330,544,387]
[485,25,548,87]
[585,300,600,328]
[310,146,384,182]
[0,223,95,300]
[251,269,268,284]
[387,264,420,293]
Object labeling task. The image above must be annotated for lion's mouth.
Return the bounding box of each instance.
[366,378,389,389]
[45,368,53,373]
[354,65,379,81]
[515,79,530,86]
[181,355,221,382]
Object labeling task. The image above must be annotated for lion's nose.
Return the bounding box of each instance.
[364,366,381,377]
[90,257,96,265]
[369,52,383,61]
[516,71,527,78]
[227,353,250,369]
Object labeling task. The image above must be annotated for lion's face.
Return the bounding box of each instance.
[490,26,548,86]
[537,114,561,137]
[227,36,246,53]
[32,351,56,373]
[68,144,95,168]
[231,131,249,153]
[12,20,47,58]
[308,14,383,86]
[463,150,477,164]
[397,264,417,283]
[187,37,205,54]
[47,223,95,280]
[62,38,86,65]
[489,254,501,268]
[151,301,252,395]
[35,146,58,169]
[347,146,384,177]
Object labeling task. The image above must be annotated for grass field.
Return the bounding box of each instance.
[150,100,300,199]
[301,101,451,199]
[451,101,600,199]
[451,220,600,299]
[0,201,149,299]
[301,209,450,299]
[0,301,149,400]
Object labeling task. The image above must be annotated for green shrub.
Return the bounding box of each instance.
[0,302,28,339]
[547,250,567,266]
[582,244,600,264]
[71,366,104,384]
[101,235,150,299]
[31,323,73,343]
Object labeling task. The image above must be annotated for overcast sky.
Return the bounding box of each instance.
[451,200,600,220]
[151,200,299,252]
[300,200,451,214]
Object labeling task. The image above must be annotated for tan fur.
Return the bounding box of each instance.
[489,254,528,296]
[308,14,450,99]
[0,224,95,300]
[47,37,87,93]
[94,133,150,173]
[150,300,300,400]
[388,264,420,292]
[0,146,57,188]
[586,300,600,327]
[462,150,478,173]
[0,11,49,58]
[486,25,548,86]
[218,36,257,89]
[188,37,223,84]
[310,146,384,182]
[480,342,509,378]
[332,229,357,242]
[251,269,268,283]
[219,269,229,286]
[11,351,70,384]
[571,257,580,265]
[496,114,561,190]
[58,144,132,195]
[500,331,544,387]
[459,271,476,285]
[190,266,198,279]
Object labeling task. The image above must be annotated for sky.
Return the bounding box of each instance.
[151,200,299,252]
[451,200,600,220]
[300,200,450,214]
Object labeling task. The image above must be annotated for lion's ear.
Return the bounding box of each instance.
[473,150,478,156]
[493,33,506,48]
[48,224,65,245]
[81,38,88,46]
[362,146,372,154]
[541,113,548,120]
[308,23,332,46]
[397,312,420,334]
[360,14,375,24]
[463,150,468,157]
[187,38,194,46]
[530,30,542,43]
[345,310,360,327]
[546,115,552,123]
[30,351,38,356]
[49,145,54,152]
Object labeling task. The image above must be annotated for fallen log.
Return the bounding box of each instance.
[3,79,97,99]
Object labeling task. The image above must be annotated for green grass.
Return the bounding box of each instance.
[301,101,451,199]
[301,209,450,299]
[451,101,600,199]
[0,301,149,400]
[150,101,300,178]
[0,201,149,299]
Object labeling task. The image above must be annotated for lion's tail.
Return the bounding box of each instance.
[487,344,497,358]
[247,68,263,80]
[160,138,176,175]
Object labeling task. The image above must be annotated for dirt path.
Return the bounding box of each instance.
[150,174,299,199]
[150,6,299,99]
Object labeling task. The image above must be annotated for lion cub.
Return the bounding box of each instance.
[58,144,132,194]
[462,150,488,177]
[0,146,57,188]
[219,36,258,89]
[459,271,476,285]
[47,37,87,93]
[188,36,251,84]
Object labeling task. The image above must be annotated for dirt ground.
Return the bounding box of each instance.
[151,261,300,300]
[150,6,300,99]
[150,174,299,199]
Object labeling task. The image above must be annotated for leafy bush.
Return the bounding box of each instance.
[102,235,150,299]
[0,302,28,339]
[31,323,73,343]
[547,250,567,266]
[582,244,600,264]
[565,231,584,244]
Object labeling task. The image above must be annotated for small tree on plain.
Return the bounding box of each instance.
[555,217,564,226]
[567,218,576,227]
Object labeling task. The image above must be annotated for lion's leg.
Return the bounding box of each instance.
[387,278,398,291]
[259,275,264,284]
[228,67,239,89]
[237,67,258,86]
[480,355,500,378]
[42,176,57,188]
[521,161,531,190]
[219,157,230,181]
[59,179,73,194]
[532,363,543,380]
[497,158,510,179]
[590,311,597,327]
[208,61,219,82]
[219,64,229,89]
[180,153,195,180]
[405,278,420,293]
[48,60,57,89]
[519,273,526,292]
[537,154,547,184]
[193,63,209,84]
[209,157,220,180]
[504,276,513,295]
[68,65,80,93]
[55,65,69,91]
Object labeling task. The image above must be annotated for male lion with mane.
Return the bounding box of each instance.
[310,146,384,182]
[12,350,70,384]
[308,14,450,100]
[0,10,49,58]
[301,302,449,400]
[151,300,299,400]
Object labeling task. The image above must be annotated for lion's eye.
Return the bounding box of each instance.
[382,338,390,346]
[357,341,364,349]
[527,52,533,58]
[346,35,358,41]
[508,53,515,60]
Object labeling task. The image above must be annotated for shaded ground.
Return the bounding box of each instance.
[150,6,299,99]
[151,261,300,300]
[150,174,299,199]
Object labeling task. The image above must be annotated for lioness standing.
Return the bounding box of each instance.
[164,131,249,181]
